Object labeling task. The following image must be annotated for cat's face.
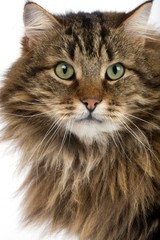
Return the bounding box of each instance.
[1,2,160,143]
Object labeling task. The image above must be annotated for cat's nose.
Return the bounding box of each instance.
[82,98,100,112]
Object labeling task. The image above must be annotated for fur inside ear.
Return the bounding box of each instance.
[23,2,60,45]
[124,1,152,35]
[148,0,160,32]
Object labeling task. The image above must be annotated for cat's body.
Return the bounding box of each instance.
[1,1,160,239]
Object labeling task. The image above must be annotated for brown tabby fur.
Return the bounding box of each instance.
[1,1,160,239]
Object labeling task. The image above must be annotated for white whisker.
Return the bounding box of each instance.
[137,109,160,120]
[20,115,67,182]
[35,115,68,165]
[56,119,70,161]
[124,112,160,130]
[117,112,159,162]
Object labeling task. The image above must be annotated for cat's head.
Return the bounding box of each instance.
[1,1,160,144]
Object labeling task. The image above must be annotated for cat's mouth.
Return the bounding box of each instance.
[66,112,121,140]
[75,114,103,123]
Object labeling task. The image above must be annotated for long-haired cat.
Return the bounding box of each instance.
[0,1,160,239]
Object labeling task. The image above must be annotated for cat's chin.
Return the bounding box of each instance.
[66,119,120,143]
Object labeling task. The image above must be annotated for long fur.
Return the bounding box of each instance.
[1,1,160,239]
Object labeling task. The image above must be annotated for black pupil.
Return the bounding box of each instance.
[62,65,68,74]
[112,65,118,75]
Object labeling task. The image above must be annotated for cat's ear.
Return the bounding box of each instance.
[148,0,160,33]
[123,1,152,40]
[23,2,61,48]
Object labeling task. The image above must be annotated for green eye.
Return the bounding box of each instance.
[55,62,74,80]
[106,63,125,81]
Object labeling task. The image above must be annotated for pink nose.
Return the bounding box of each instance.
[82,98,100,112]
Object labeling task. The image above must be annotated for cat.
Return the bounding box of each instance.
[0,1,160,239]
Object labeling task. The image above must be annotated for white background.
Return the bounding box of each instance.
[0,0,147,239]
